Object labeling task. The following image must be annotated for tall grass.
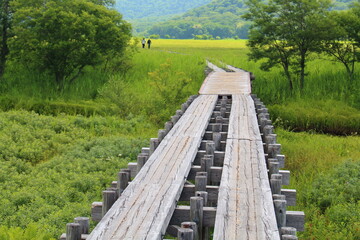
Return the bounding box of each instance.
[277,128,360,239]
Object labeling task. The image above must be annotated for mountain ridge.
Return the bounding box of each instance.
[115,0,357,38]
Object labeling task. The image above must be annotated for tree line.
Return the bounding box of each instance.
[0,0,132,88]
[147,0,251,39]
[115,0,212,20]
[245,0,360,91]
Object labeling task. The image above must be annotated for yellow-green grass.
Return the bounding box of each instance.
[278,128,360,239]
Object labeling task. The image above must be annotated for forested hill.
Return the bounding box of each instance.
[147,0,249,39]
[144,0,356,39]
[114,0,212,20]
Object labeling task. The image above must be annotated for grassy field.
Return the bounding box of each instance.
[0,39,359,239]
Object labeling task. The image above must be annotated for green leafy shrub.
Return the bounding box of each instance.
[308,160,360,212]
[0,110,154,237]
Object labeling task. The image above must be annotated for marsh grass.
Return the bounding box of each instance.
[277,128,360,239]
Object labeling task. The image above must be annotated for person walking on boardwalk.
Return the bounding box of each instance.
[147,38,152,49]
[141,38,146,48]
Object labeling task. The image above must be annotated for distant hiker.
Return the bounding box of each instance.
[141,38,146,48]
[147,39,152,49]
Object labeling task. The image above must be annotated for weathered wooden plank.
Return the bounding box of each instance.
[213,94,280,240]
[227,95,262,141]
[199,71,251,95]
[87,95,218,240]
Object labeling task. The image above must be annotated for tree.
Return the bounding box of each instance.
[244,0,331,91]
[322,4,360,80]
[9,0,131,87]
[0,0,11,78]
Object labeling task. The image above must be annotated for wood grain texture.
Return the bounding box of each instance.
[213,94,280,240]
[87,95,218,240]
[199,72,251,95]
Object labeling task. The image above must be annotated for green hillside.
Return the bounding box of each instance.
[146,0,357,39]
[114,0,212,19]
[147,0,249,39]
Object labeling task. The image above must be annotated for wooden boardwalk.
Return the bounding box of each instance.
[62,62,303,240]
[199,72,251,95]
[87,95,218,239]
[213,95,279,239]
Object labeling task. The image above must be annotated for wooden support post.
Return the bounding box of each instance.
[181,103,188,113]
[220,98,227,108]
[258,108,269,114]
[66,223,81,240]
[137,154,147,174]
[117,171,129,196]
[91,202,102,222]
[257,112,269,121]
[195,191,209,240]
[181,222,198,240]
[195,191,208,206]
[172,115,180,124]
[268,144,281,159]
[165,121,173,134]
[280,170,290,185]
[195,172,207,192]
[274,199,287,230]
[277,154,285,168]
[158,129,166,142]
[265,134,277,151]
[177,228,194,240]
[270,174,282,195]
[102,190,117,217]
[206,142,215,156]
[282,236,298,240]
[273,194,286,201]
[255,103,263,111]
[212,123,222,133]
[141,147,150,154]
[269,161,280,178]
[127,163,138,179]
[263,125,274,137]
[74,217,89,234]
[149,138,159,155]
[201,156,213,184]
[220,107,226,118]
[212,132,222,151]
[215,116,223,124]
[190,197,203,240]
[176,109,183,117]
[259,118,268,133]
[122,169,131,181]
[286,211,305,231]
[281,227,297,239]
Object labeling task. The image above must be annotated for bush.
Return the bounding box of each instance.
[307,160,360,212]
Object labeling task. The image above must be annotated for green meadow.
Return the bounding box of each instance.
[0,39,359,239]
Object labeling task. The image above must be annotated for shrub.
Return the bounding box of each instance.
[307,160,360,212]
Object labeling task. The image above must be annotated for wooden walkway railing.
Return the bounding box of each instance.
[60,62,304,240]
